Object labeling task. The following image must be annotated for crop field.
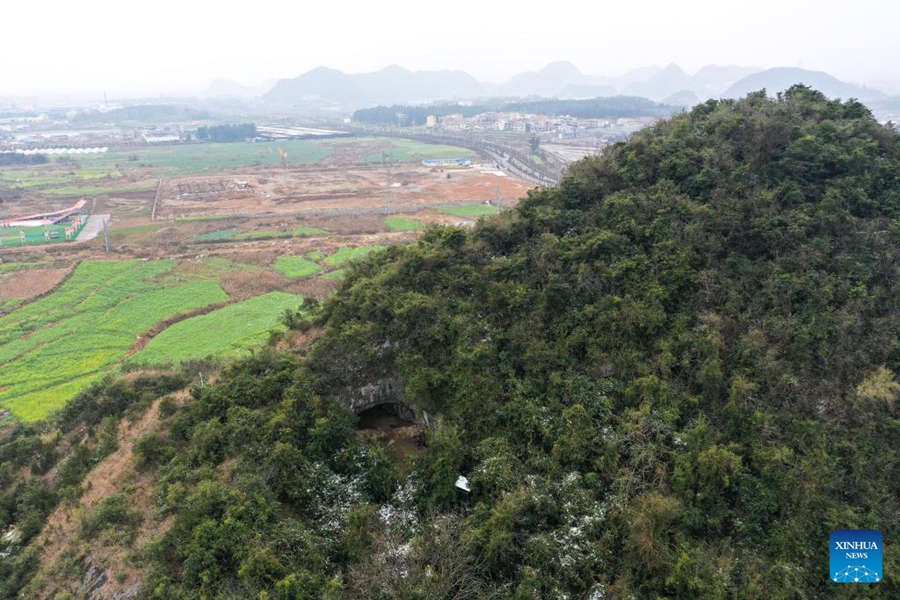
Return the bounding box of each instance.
[0,137,481,203]
[0,134,532,423]
[437,203,500,217]
[274,256,322,279]
[384,216,424,231]
[0,260,229,421]
[322,137,477,164]
[323,245,386,266]
[128,291,303,366]
[294,226,329,236]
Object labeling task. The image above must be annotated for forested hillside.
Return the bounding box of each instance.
[3,86,899,598]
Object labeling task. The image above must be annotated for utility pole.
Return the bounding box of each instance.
[103,217,110,253]
[495,185,502,212]
[384,152,394,213]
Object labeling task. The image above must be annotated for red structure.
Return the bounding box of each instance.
[1,199,87,228]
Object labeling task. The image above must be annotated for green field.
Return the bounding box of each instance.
[322,269,346,280]
[294,226,329,236]
[195,228,239,241]
[384,216,424,231]
[234,230,293,240]
[0,137,477,197]
[274,256,322,279]
[128,292,303,367]
[0,218,88,246]
[437,204,500,217]
[323,245,386,266]
[345,137,478,164]
[0,260,229,421]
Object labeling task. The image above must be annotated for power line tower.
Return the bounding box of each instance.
[495,185,502,212]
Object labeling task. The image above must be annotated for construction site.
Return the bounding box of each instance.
[153,162,528,221]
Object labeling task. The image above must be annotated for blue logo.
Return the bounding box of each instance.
[830,530,882,583]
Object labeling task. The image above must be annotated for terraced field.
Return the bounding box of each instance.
[128,292,303,366]
[0,260,229,421]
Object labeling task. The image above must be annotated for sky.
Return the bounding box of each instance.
[2,0,898,98]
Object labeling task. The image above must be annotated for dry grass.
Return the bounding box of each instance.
[30,393,185,599]
[283,276,340,300]
[220,269,286,300]
[217,249,281,268]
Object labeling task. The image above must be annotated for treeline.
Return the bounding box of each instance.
[352,96,678,126]
[0,154,48,166]
[71,105,212,124]
[505,95,678,118]
[196,122,257,142]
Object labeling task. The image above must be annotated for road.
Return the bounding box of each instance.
[76,214,110,241]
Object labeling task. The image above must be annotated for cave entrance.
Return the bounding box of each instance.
[356,402,423,460]
[356,402,417,430]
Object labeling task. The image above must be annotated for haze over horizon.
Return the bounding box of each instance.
[3,0,899,98]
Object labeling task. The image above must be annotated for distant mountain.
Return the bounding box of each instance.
[264,65,485,106]
[690,65,762,98]
[353,65,485,104]
[662,89,702,107]
[264,67,367,105]
[723,67,885,101]
[501,61,591,97]
[624,63,691,100]
[557,82,617,99]
[607,65,663,88]
[205,78,276,98]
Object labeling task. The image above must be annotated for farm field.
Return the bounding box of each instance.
[437,203,501,217]
[128,291,303,366]
[323,245,386,266]
[0,137,478,204]
[0,260,229,421]
[384,216,424,231]
[274,256,322,278]
[0,134,533,422]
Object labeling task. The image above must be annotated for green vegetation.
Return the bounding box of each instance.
[294,226,329,236]
[194,228,239,241]
[321,269,346,280]
[336,137,477,164]
[308,88,900,597]
[530,154,544,165]
[323,245,386,266]
[274,256,323,279]
[0,219,87,246]
[436,203,499,217]
[306,250,325,260]
[234,230,292,240]
[3,88,900,598]
[129,292,303,366]
[0,260,228,421]
[384,216,424,231]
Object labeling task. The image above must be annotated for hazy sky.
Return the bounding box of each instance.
[3,0,898,97]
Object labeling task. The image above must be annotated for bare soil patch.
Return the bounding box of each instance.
[0,267,72,300]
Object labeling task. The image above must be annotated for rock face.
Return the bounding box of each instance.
[76,561,142,600]
[338,378,417,422]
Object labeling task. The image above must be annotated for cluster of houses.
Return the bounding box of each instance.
[426,111,658,140]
